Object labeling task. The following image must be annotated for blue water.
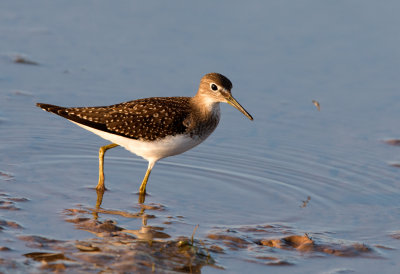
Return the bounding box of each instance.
[1,1,400,273]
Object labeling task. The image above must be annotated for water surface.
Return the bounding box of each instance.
[1,1,400,273]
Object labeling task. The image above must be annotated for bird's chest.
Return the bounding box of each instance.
[185,107,221,140]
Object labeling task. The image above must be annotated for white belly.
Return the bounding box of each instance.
[72,122,205,163]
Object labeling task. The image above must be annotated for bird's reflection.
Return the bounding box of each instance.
[91,188,169,241]
[95,188,146,213]
[61,189,214,273]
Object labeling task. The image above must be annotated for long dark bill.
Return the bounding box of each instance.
[226,96,253,120]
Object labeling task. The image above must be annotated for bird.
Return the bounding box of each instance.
[36,72,253,199]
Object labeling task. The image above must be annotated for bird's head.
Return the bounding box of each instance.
[197,72,253,120]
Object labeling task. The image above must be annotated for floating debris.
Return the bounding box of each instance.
[312,100,321,111]
[300,196,311,208]
[388,162,400,168]
[383,139,400,146]
[13,55,39,65]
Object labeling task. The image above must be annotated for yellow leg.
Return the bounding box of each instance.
[96,143,118,191]
[93,188,105,220]
[139,161,155,195]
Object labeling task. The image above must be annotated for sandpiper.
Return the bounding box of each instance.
[36,73,253,197]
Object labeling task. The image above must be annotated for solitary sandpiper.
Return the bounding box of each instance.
[37,73,253,199]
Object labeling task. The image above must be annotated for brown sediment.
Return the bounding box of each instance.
[0,201,20,210]
[65,217,91,224]
[75,243,100,252]
[237,224,292,234]
[207,234,250,249]
[267,260,293,266]
[66,218,129,238]
[389,163,400,168]
[320,243,372,257]
[14,56,39,65]
[0,171,14,181]
[0,219,22,229]
[375,245,395,250]
[64,206,155,220]
[206,224,378,266]
[138,203,166,211]
[0,194,27,261]
[383,139,400,146]
[208,245,224,253]
[256,256,280,261]
[6,197,28,202]
[6,196,384,272]
[19,225,214,273]
[94,208,153,218]
[18,205,214,272]
[237,224,277,233]
[260,234,374,257]
[261,234,314,251]
[13,194,213,272]
[18,235,64,249]
[390,231,400,239]
[246,257,293,266]
[63,208,89,215]
[24,252,69,262]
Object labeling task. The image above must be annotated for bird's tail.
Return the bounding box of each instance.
[36,102,65,112]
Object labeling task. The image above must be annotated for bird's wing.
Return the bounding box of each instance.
[36,97,192,141]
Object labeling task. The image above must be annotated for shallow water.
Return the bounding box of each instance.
[1,1,400,273]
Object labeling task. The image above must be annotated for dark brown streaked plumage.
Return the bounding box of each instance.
[36,73,253,200]
[37,97,193,141]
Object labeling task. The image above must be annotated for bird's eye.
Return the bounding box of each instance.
[211,84,218,91]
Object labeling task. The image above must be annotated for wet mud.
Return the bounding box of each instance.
[19,204,215,273]
[205,224,380,266]
[0,187,394,272]
[0,189,387,272]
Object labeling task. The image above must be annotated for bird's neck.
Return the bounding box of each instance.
[191,93,220,119]
[187,94,221,139]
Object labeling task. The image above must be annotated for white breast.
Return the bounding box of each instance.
[72,122,205,163]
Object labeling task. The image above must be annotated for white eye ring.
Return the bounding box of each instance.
[210,83,218,91]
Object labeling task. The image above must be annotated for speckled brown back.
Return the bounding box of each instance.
[37,97,192,141]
